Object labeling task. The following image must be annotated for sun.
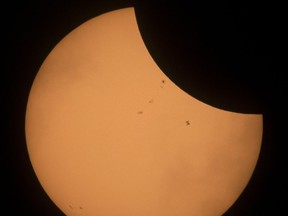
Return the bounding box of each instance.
[25,7,262,216]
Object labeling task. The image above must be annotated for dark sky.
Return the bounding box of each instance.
[5,1,287,215]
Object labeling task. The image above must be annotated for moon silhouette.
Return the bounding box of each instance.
[25,7,263,216]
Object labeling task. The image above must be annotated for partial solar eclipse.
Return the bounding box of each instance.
[25,7,263,216]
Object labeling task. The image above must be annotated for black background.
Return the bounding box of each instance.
[5,0,287,215]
